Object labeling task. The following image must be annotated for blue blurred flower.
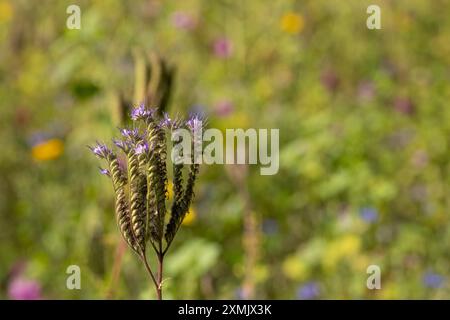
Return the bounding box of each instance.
[28,132,49,147]
[189,104,207,117]
[359,207,378,223]
[423,272,445,289]
[234,287,245,300]
[262,219,279,235]
[296,282,320,300]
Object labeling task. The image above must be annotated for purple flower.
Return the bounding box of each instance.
[171,11,197,30]
[296,282,320,300]
[159,113,172,128]
[186,114,204,132]
[359,207,378,223]
[213,37,233,58]
[120,128,140,140]
[113,138,129,152]
[99,167,110,177]
[423,272,445,289]
[89,142,111,159]
[8,278,42,300]
[131,104,153,121]
[135,142,149,155]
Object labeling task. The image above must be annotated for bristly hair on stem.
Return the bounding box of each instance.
[89,104,202,300]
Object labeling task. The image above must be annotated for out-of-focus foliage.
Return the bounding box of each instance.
[0,0,449,299]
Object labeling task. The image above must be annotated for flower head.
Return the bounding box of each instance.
[99,167,111,177]
[135,141,149,155]
[186,114,204,132]
[160,112,172,128]
[89,142,111,159]
[131,104,153,121]
[120,128,140,140]
[113,138,130,153]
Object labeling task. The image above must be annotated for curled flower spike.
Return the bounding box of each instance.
[89,142,111,159]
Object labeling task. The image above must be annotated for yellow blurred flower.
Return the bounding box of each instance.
[282,255,309,280]
[280,12,304,34]
[32,139,64,161]
[182,207,196,226]
[254,264,269,283]
[322,234,361,271]
[0,0,13,23]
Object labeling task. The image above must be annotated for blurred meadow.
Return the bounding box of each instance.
[0,0,449,299]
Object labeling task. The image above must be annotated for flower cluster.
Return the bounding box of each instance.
[89,104,203,299]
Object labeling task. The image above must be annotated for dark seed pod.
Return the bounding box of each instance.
[108,155,141,255]
[127,150,147,251]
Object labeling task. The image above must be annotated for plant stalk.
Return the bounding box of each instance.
[156,253,164,300]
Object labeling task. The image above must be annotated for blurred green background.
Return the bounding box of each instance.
[0,0,449,299]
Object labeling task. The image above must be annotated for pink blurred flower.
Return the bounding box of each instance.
[320,68,339,92]
[394,97,414,115]
[357,81,376,102]
[213,37,233,58]
[171,11,197,30]
[8,277,42,300]
[214,100,234,117]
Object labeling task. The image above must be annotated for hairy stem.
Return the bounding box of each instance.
[141,254,158,295]
[157,253,164,300]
